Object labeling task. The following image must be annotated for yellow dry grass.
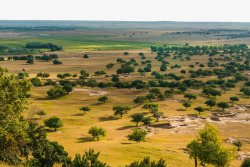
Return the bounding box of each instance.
[0,49,249,167]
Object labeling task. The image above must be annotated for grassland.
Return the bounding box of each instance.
[0,21,249,166]
[0,49,249,167]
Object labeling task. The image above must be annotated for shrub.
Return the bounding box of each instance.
[128,129,147,143]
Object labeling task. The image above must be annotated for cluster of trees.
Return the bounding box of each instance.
[5,54,62,65]
[26,42,63,51]
[0,48,39,55]
[151,44,248,57]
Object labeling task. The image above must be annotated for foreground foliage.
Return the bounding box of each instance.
[187,123,235,167]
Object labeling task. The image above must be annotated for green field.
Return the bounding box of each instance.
[0,34,182,51]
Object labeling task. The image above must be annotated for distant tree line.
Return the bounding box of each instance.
[26,42,63,51]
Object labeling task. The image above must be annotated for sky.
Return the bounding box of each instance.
[1,0,250,22]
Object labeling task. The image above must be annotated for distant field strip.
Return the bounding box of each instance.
[0,35,182,51]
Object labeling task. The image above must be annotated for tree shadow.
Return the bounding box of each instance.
[34,97,51,101]
[90,103,103,106]
[77,136,92,143]
[116,125,134,130]
[71,113,84,116]
[187,114,198,118]
[45,129,56,133]
[98,115,120,122]
[177,108,186,111]
[121,142,132,145]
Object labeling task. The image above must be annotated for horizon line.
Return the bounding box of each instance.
[0,19,250,23]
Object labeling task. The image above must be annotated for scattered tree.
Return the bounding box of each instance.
[230,96,239,103]
[184,93,197,102]
[217,102,229,111]
[98,96,108,103]
[194,107,204,115]
[183,101,191,110]
[89,126,106,141]
[142,117,152,128]
[80,106,91,114]
[113,105,131,117]
[44,116,64,131]
[187,123,235,167]
[128,129,147,143]
[233,141,242,151]
[131,113,144,127]
[205,99,216,109]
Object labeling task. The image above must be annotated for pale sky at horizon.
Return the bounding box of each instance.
[1,0,250,22]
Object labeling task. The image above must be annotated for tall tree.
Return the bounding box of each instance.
[187,123,235,167]
[44,116,64,131]
[0,67,32,164]
[131,113,144,127]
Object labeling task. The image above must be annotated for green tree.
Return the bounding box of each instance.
[30,77,42,87]
[157,93,166,100]
[142,103,159,112]
[183,101,191,110]
[205,99,216,109]
[63,84,73,94]
[142,117,152,128]
[230,96,239,103]
[26,58,34,64]
[128,129,147,143]
[53,59,62,64]
[184,93,197,102]
[18,72,29,79]
[37,110,46,119]
[178,84,187,93]
[123,52,129,55]
[88,127,106,141]
[111,74,119,82]
[113,105,131,117]
[240,87,250,97]
[153,111,163,122]
[210,89,221,98]
[133,96,147,105]
[83,54,89,58]
[149,88,161,96]
[64,149,107,167]
[0,67,32,164]
[187,140,200,167]
[47,88,68,98]
[106,63,114,70]
[241,158,250,167]
[194,107,204,115]
[86,79,98,88]
[27,122,68,167]
[233,140,242,151]
[57,73,66,79]
[217,102,229,111]
[146,93,155,102]
[131,113,144,127]
[126,157,166,167]
[0,68,68,166]
[44,116,64,131]
[98,96,108,103]
[187,123,235,167]
[164,89,174,98]
[80,106,91,114]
